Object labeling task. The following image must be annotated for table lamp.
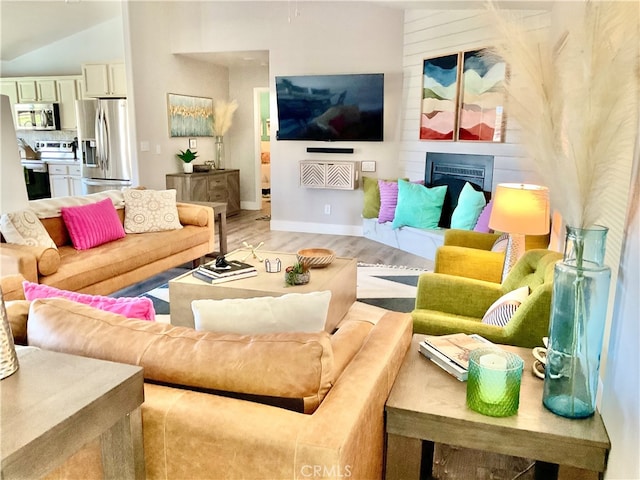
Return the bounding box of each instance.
[489,183,550,281]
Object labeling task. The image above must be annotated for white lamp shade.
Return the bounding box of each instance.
[489,183,550,235]
[1,95,29,214]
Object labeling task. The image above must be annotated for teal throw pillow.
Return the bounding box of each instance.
[450,182,487,230]
[391,179,447,230]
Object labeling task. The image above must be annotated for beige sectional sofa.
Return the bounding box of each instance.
[0,192,215,300]
[5,296,412,480]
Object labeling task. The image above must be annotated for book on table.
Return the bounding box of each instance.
[419,333,493,381]
[200,259,257,278]
[192,268,258,284]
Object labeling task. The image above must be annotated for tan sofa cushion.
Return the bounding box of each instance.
[27,298,335,413]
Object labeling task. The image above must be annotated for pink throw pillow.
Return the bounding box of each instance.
[378,179,400,223]
[61,198,126,250]
[473,199,494,233]
[22,281,155,321]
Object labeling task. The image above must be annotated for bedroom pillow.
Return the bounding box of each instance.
[481,286,530,327]
[0,209,56,249]
[192,291,332,334]
[391,179,447,230]
[377,179,400,223]
[22,280,155,321]
[473,199,494,233]
[123,188,183,233]
[61,198,126,250]
[451,182,487,230]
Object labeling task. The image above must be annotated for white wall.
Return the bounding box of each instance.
[601,145,639,480]
[164,1,404,234]
[124,2,229,190]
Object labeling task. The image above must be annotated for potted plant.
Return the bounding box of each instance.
[177,149,198,173]
[284,261,310,286]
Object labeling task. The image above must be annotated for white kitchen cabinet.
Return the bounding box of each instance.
[82,63,126,98]
[49,164,82,197]
[17,79,58,102]
[56,77,82,129]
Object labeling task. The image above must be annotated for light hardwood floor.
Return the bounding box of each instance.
[223,202,434,270]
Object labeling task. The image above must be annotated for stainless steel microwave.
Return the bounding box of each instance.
[14,103,61,130]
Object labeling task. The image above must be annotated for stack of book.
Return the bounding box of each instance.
[419,333,493,381]
[192,259,258,284]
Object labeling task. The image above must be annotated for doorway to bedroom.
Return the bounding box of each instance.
[256,87,271,219]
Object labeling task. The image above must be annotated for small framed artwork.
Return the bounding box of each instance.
[420,53,461,141]
[167,93,214,137]
[457,49,507,142]
[189,138,197,149]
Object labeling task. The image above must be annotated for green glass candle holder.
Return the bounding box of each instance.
[466,348,524,417]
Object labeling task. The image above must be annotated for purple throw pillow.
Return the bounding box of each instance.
[378,180,400,223]
[473,199,494,233]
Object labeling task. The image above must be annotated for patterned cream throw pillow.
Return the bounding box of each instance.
[123,189,183,233]
[0,209,57,249]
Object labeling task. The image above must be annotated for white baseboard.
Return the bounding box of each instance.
[241,200,262,210]
[270,220,363,236]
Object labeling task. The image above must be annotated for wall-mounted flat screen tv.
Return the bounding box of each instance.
[275,73,384,141]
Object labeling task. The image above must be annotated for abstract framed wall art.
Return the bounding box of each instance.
[167,93,214,137]
[420,53,461,141]
[457,49,507,142]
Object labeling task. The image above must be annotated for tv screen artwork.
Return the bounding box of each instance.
[275,73,384,142]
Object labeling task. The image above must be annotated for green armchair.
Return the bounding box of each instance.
[434,229,551,283]
[412,249,563,348]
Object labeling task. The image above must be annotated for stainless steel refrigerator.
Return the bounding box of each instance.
[75,99,132,194]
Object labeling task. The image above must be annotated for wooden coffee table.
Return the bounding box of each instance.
[169,249,357,332]
[385,334,611,480]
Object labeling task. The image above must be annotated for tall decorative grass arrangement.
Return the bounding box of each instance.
[487,1,639,418]
[213,99,239,136]
[487,1,639,229]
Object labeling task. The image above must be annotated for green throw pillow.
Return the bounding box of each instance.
[362,176,381,219]
[391,179,447,229]
[450,182,487,230]
[361,176,409,219]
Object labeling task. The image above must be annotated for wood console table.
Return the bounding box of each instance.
[166,169,240,216]
[1,347,145,479]
[385,335,610,480]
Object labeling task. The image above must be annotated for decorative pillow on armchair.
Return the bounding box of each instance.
[481,286,529,327]
[123,188,182,233]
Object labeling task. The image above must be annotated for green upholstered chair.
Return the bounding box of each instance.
[412,249,563,348]
[434,229,551,283]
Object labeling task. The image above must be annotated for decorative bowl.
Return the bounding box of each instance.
[193,164,211,172]
[296,248,336,268]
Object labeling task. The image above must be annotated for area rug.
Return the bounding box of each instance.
[110,263,429,317]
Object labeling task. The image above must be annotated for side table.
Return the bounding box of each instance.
[185,200,228,255]
[1,347,145,479]
[385,334,610,480]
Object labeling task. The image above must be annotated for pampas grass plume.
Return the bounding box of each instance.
[487,1,640,228]
[213,99,239,136]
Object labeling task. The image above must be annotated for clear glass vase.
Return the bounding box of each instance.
[214,136,225,170]
[542,225,611,418]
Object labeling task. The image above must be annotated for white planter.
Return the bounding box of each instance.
[182,162,193,174]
